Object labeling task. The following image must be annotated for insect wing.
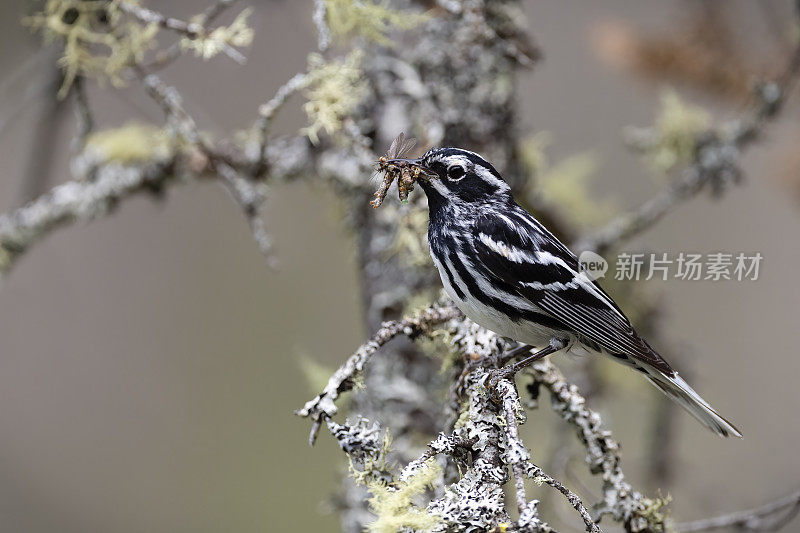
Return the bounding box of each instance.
[386,132,405,159]
[396,137,417,159]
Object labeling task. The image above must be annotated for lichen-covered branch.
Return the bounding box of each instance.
[299,311,642,531]
[0,158,175,279]
[496,379,600,533]
[526,360,669,531]
[297,303,462,444]
[117,0,251,63]
[496,379,530,518]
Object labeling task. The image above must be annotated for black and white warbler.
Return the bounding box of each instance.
[390,147,741,438]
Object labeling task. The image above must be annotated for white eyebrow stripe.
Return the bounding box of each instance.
[474,165,508,190]
[442,155,472,168]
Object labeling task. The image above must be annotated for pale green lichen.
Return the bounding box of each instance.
[325,0,428,46]
[366,459,443,533]
[301,50,368,144]
[453,401,470,430]
[632,494,672,532]
[532,476,547,486]
[85,122,173,164]
[25,0,158,98]
[180,8,254,60]
[647,89,711,172]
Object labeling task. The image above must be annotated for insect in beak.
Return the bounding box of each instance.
[371,133,433,207]
[385,158,436,179]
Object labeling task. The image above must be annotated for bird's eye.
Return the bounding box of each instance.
[447,165,466,181]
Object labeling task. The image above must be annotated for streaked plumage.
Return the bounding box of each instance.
[407,147,741,438]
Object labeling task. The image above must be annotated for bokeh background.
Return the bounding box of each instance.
[0,1,798,531]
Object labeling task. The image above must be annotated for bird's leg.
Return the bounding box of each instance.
[512,337,567,373]
[492,338,567,385]
[498,343,536,365]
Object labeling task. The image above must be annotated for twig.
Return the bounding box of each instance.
[71,76,93,155]
[296,303,462,445]
[117,2,204,35]
[0,133,313,280]
[141,0,239,72]
[312,0,331,53]
[117,1,246,64]
[138,71,203,146]
[527,463,601,533]
[675,490,800,532]
[215,160,273,263]
[252,72,309,173]
[137,71,276,263]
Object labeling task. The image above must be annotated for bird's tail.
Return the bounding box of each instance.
[644,367,742,438]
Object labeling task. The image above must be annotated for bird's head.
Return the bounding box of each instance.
[387,147,511,209]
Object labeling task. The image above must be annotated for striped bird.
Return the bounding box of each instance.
[393,147,741,438]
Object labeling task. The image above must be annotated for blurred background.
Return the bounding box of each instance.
[0,1,798,531]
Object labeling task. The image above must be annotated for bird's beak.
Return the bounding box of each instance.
[386,158,436,178]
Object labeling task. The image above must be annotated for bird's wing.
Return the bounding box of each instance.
[471,209,672,373]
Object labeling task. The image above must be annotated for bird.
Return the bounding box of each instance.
[389,146,742,438]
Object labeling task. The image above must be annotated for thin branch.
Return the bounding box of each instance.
[136,71,276,263]
[312,0,331,53]
[296,303,462,445]
[118,1,247,64]
[675,490,800,532]
[527,360,665,531]
[251,72,309,174]
[71,76,93,155]
[0,134,312,281]
[117,1,203,35]
[138,71,203,146]
[215,160,273,263]
[141,0,239,72]
[526,463,601,533]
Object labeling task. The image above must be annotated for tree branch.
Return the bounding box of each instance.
[118,0,247,64]
[0,159,176,280]
[296,303,462,445]
[495,378,601,532]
